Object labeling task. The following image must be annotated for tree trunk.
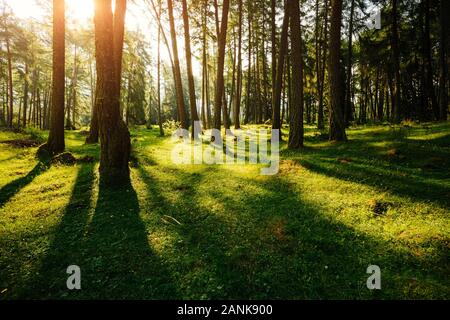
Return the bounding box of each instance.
[167,0,187,130]
[439,0,449,120]
[233,0,243,129]
[157,0,164,136]
[317,0,329,130]
[391,0,401,123]
[423,0,439,120]
[6,37,13,128]
[272,3,289,134]
[44,0,66,154]
[94,0,131,185]
[181,0,200,139]
[288,0,304,149]
[212,0,230,139]
[344,0,355,126]
[328,0,346,141]
[22,63,29,128]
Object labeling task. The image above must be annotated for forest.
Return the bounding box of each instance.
[0,0,449,300]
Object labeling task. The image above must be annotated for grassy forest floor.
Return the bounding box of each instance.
[0,122,449,299]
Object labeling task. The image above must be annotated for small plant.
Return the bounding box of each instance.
[400,119,415,128]
[162,119,182,134]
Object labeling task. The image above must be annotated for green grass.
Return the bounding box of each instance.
[0,123,449,299]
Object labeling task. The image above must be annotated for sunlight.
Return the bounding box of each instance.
[7,0,94,21]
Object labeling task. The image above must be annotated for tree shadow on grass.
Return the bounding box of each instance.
[21,163,179,299]
[78,180,180,299]
[296,151,450,208]
[136,163,449,299]
[20,163,96,298]
[0,161,49,209]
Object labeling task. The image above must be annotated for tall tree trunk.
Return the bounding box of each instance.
[271,0,277,123]
[272,3,289,134]
[157,0,164,136]
[233,0,243,129]
[22,63,29,128]
[167,0,187,130]
[344,0,355,126]
[288,0,304,149]
[391,0,401,123]
[43,0,65,154]
[439,0,449,120]
[6,37,13,128]
[181,0,200,139]
[212,0,230,139]
[422,0,438,120]
[245,1,252,125]
[328,0,346,141]
[317,0,329,130]
[201,0,208,129]
[94,0,131,185]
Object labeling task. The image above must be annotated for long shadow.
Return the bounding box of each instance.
[0,161,49,208]
[296,131,450,208]
[137,163,449,299]
[21,164,179,299]
[20,163,96,299]
[78,179,180,299]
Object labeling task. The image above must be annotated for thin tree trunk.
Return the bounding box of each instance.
[391,0,401,123]
[213,0,230,139]
[439,0,449,120]
[6,38,13,128]
[272,3,289,134]
[167,0,187,130]
[288,0,304,149]
[233,0,243,129]
[181,0,200,139]
[344,0,355,126]
[43,0,65,154]
[22,63,29,128]
[423,0,438,120]
[328,0,347,141]
[157,0,164,136]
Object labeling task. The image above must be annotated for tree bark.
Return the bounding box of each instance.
[344,0,355,126]
[22,63,29,128]
[181,0,200,139]
[167,0,187,130]
[391,0,401,123]
[272,3,289,134]
[233,0,243,129]
[439,0,449,120]
[6,37,13,128]
[44,0,66,154]
[94,0,131,185]
[328,0,347,141]
[288,0,304,149]
[212,0,230,139]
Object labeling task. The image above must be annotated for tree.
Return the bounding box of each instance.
[40,0,65,155]
[167,0,187,130]
[344,0,355,126]
[288,0,304,149]
[233,0,243,130]
[94,0,131,184]
[328,0,346,141]
[156,0,164,136]
[213,0,230,139]
[181,0,200,139]
[439,0,449,120]
[391,0,401,123]
[272,1,289,135]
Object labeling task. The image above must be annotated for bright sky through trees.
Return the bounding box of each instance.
[6,0,202,76]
